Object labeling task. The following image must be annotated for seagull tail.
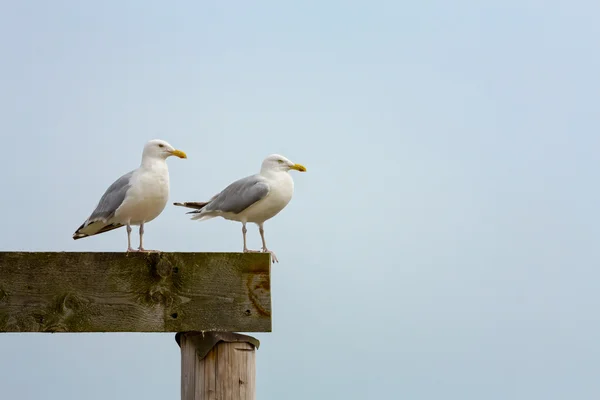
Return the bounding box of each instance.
[189,214,216,222]
[173,201,217,222]
[173,201,209,210]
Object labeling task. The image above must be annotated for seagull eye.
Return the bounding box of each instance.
[158,144,164,148]
[277,160,284,164]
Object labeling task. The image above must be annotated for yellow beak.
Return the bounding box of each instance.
[290,163,306,172]
[170,149,187,159]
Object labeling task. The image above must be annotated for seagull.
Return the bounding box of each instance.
[174,154,306,263]
[73,139,187,252]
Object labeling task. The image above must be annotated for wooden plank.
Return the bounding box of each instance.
[0,252,271,333]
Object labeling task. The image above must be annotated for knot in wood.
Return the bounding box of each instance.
[247,274,271,317]
[0,287,6,303]
[147,285,172,306]
[148,255,173,279]
[58,293,85,313]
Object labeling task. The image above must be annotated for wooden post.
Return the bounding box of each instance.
[176,332,259,400]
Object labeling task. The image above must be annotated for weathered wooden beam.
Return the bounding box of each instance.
[177,332,259,400]
[0,252,271,333]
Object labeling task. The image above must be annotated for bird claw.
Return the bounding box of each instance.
[127,247,159,253]
[243,248,261,253]
[243,248,278,263]
[262,248,279,263]
[138,248,159,253]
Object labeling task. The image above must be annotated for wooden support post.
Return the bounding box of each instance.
[176,332,260,400]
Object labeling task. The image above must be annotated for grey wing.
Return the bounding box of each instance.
[86,170,134,222]
[204,175,270,214]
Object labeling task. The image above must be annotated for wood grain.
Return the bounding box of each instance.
[0,252,271,333]
[180,332,257,400]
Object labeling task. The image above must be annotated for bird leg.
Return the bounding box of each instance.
[259,223,278,263]
[242,223,260,253]
[138,223,158,252]
[126,224,138,252]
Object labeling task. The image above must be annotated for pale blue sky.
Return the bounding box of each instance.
[1,1,599,399]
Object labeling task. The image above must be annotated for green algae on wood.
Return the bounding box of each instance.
[0,252,271,333]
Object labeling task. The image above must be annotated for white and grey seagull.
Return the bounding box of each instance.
[174,154,306,263]
[73,139,187,251]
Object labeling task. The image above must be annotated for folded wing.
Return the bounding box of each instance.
[73,171,134,239]
[174,175,270,221]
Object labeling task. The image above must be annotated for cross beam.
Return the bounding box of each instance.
[0,252,271,333]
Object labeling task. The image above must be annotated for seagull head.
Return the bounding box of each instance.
[142,139,187,161]
[261,154,306,174]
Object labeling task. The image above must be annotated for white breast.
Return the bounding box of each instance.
[243,172,294,223]
[113,163,170,226]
